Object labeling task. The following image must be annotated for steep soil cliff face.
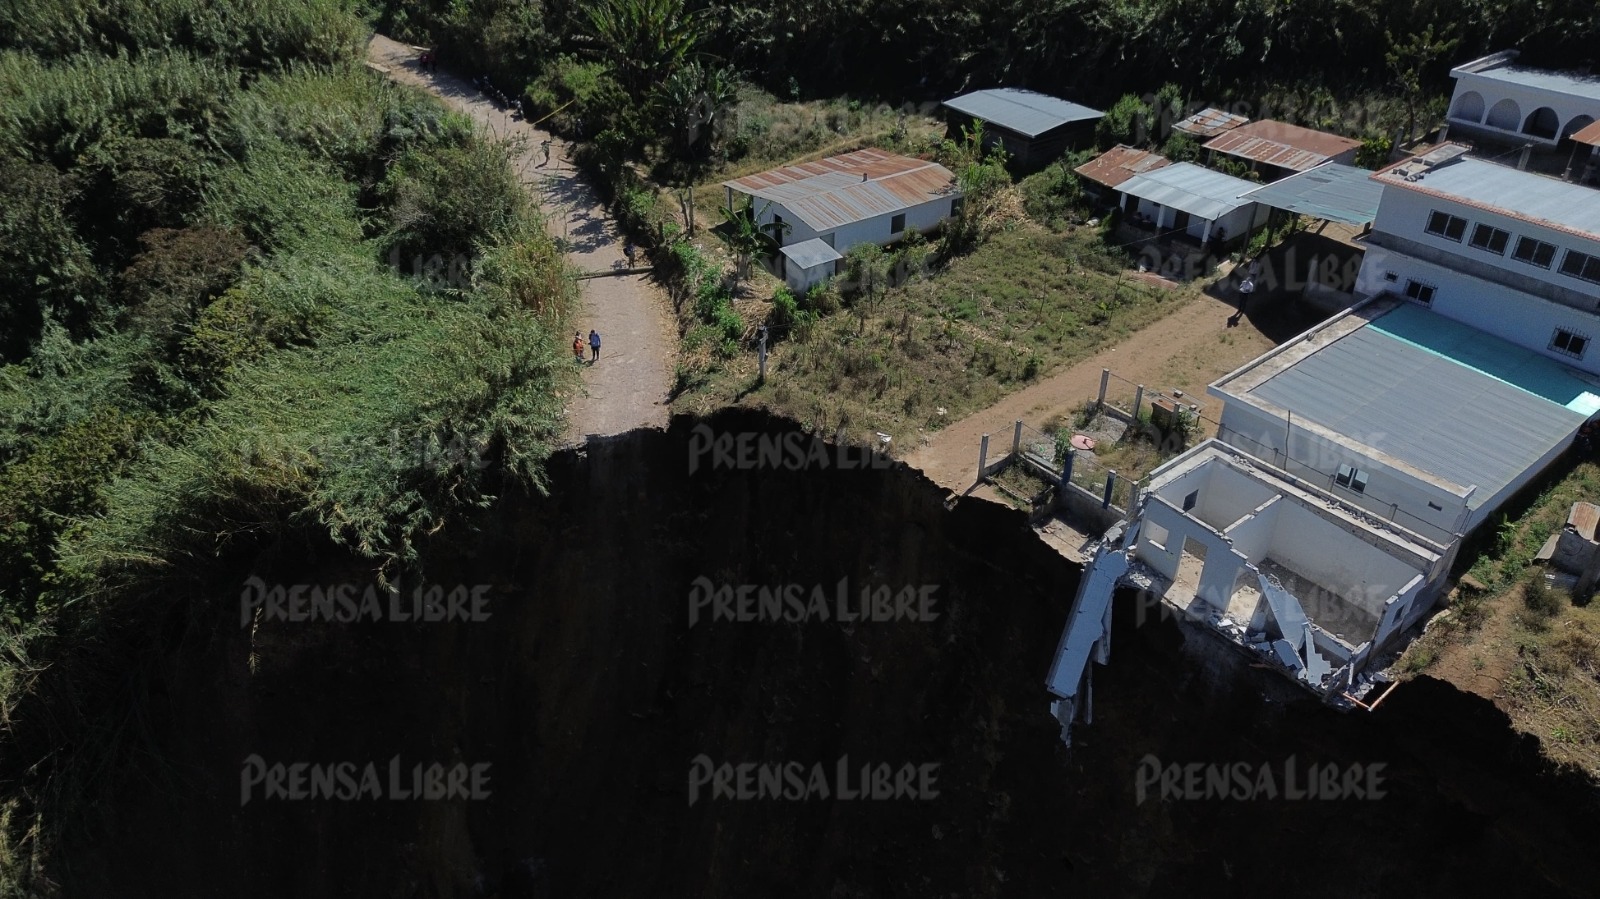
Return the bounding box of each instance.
[62,411,1600,897]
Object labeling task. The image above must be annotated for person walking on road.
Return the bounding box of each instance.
[588,329,601,362]
[540,139,552,167]
[623,240,637,268]
[572,331,586,364]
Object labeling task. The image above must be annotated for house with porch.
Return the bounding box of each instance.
[721,149,961,293]
[1443,50,1600,154]
[1115,161,1269,250]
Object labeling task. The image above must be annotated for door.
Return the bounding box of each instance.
[1172,210,1190,233]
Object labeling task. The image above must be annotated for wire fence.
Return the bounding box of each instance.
[986,419,1142,514]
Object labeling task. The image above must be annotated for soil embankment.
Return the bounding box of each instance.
[58,410,1600,897]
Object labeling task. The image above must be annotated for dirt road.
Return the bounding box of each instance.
[367,36,675,445]
[904,286,1324,493]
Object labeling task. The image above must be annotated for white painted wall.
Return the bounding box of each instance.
[1447,72,1600,144]
[1215,400,1471,539]
[1355,244,1600,376]
[1222,497,1281,561]
[1197,462,1282,529]
[1125,197,1267,243]
[1270,503,1417,613]
[785,259,837,294]
[752,195,960,255]
[1361,188,1600,311]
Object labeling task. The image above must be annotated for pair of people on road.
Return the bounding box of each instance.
[572,330,601,363]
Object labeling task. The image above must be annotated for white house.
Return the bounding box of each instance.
[1133,440,1446,695]
[1444,50,1600,149]
[1207,296,1600,542]
[1116,162,1270,247]
[1353,144,1600,375]
[1108,293,1600,698]
[721,149,961,292]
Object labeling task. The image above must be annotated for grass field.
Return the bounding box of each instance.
[671,222,1199,448]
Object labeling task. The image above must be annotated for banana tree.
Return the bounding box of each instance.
[718,196,789,288]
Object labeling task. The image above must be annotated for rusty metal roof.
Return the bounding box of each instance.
[1074,145,1172,189]
[1204,120,1362,172]
[1573,119,1600,147]
[1173,107,1250,139]
[722,149,960,232]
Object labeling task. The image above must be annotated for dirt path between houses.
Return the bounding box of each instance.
[903,284,1327,495]
[367,35,675,445]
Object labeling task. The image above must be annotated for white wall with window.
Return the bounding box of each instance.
[751,195,958,257]
[1357,243,1600,374]
[1366,189,1600,302]
[1214,400,1474,536]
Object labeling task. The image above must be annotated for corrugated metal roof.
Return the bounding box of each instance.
[1573,119,1600,147]
[1240,163,1383,225]
[1117,162,1259,221]
[722,149,960,232]
[1459,62,1600,103]
[942,88,1103,139]
[1173,107,1251,139]
[1074,145,1172,189]
[1242,302,1596,507]
[1205,120,1362,172]
[780,238,842,270]
[1372,155,1600,242]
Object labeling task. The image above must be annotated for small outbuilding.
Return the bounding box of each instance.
[779,238,844,294]
[942,87,1103,170]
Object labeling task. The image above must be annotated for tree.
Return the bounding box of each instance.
[583,0,707,95]
[938,121,1012,254]
[1097,94,1155,148]
[1385,24,1460,145]
[656,60,740,161]
[844,243,893,334]
[717,196,787,288]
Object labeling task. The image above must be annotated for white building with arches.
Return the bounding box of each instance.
[1445,50,1600,151]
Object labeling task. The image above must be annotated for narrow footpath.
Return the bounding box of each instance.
[367,35,676,444]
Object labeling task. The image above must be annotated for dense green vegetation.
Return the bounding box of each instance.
[385,0,1599,128]
[0,0,575,886]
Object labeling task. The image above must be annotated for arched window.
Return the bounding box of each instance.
[1449,91,1485,123]
[1523,106,1560,140]
[1486,98,1521,131]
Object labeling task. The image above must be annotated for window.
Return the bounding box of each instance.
[1425,210,1467,242]
[1560,250,1600,285]
[1145,521,1170,550]
[1404,279,1436,306]
[1383,271,1399,282]
[1469,223,1510,255]
[1551,327,1589,359]
[1512,236,1557,268]
[1335,464,1369,494]
[1182,490,1198,512]
[890,213,906,234]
